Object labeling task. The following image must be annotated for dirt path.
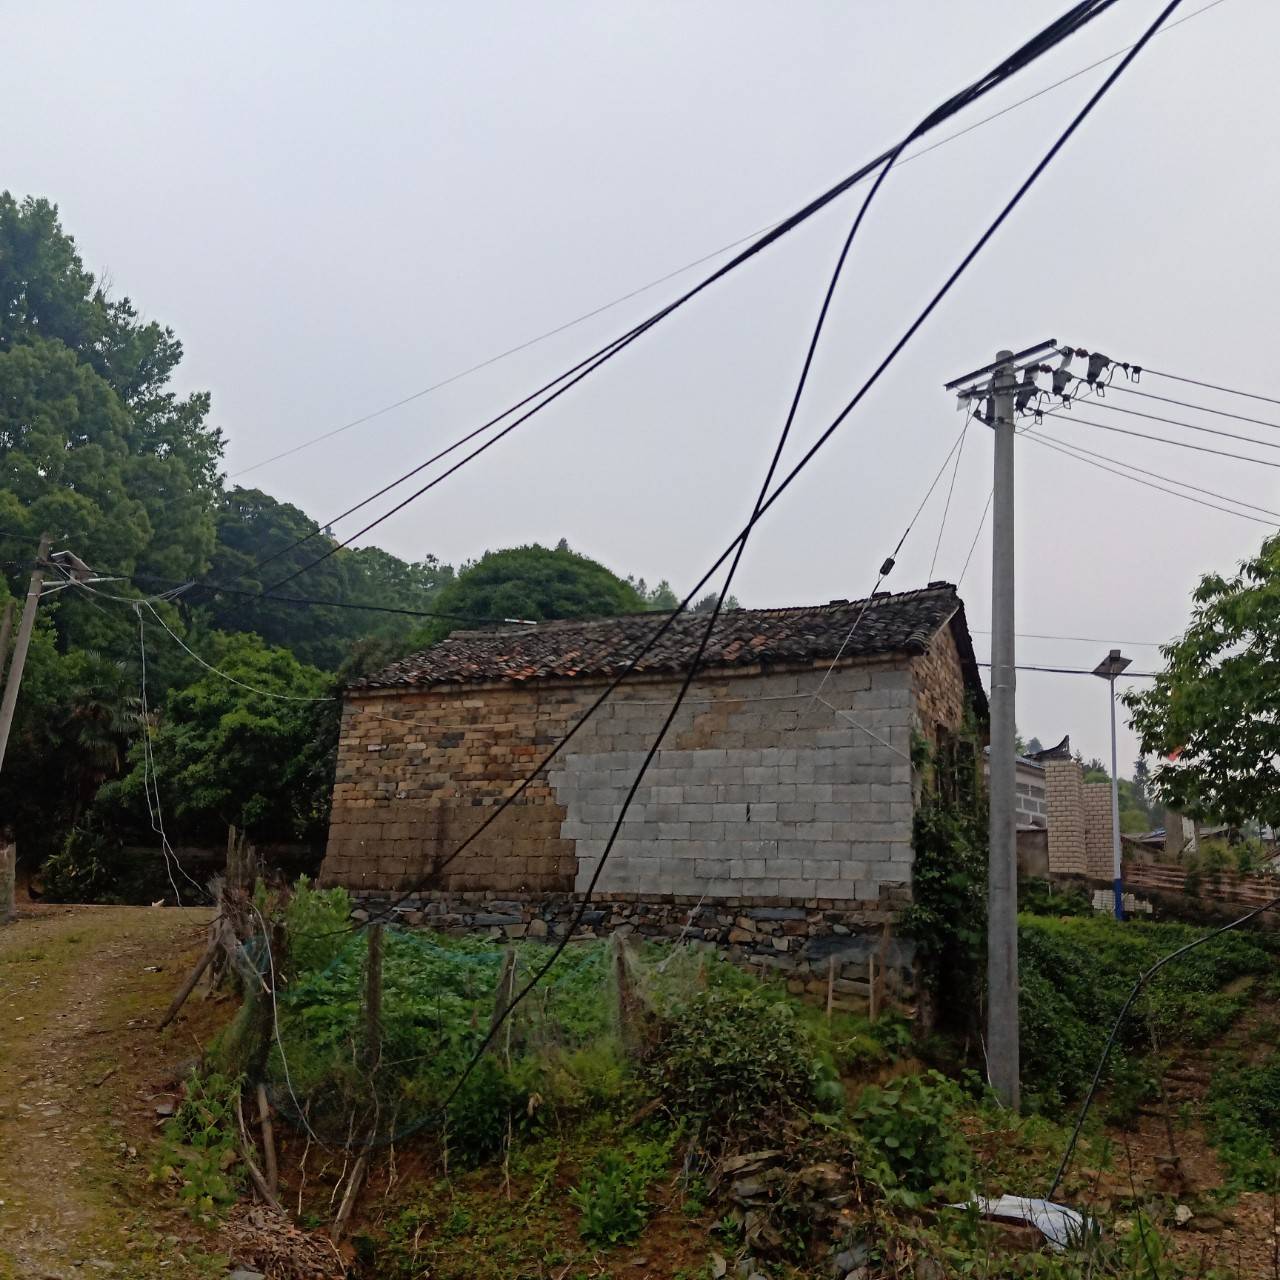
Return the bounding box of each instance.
[0,905,226,1280]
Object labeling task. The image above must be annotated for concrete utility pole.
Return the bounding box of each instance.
[986,352,1020,1110]
[945,340,1057,1112]
[1093,648,1132,920]
[0,533,51,775]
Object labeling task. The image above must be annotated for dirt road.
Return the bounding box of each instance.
[0,905,226,1280]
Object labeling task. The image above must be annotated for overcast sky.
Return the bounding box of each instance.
[7,0,1277,773]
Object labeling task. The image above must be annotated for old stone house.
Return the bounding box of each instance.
[319,584,986,976]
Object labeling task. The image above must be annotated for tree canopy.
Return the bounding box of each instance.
[1126,534,1280,827]
[415,543,645,644]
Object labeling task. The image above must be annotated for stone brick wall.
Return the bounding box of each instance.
[1044,759,1087,875]
[1083,781,1115,879]
[321,654,925,908]
[910,623,969,745]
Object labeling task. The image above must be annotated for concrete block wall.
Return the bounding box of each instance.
[549,663,915,902]
[320,656,921,908]
[1045,759,1087,875]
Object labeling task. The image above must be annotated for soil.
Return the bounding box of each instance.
[0,903,229,1279]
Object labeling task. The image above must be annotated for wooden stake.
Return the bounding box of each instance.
[364,923,384,1072]
[825,955,836,1021]
[156,927,221,1031]
[868,954,879,1023]
[332,1152,369,1241]
[257,1082,278,1200]
[487,946,517,1053]
[235,1086,282,1211]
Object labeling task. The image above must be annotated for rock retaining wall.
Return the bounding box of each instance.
[351,889,917,1009]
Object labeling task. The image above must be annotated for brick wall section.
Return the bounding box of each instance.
[1083,781,1114,879]
[1044,759,1087,875]
[323,680,599,894]
[321,655,921,905]
[910,623,969,746]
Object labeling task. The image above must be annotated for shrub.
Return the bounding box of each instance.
[1208,1058,1280,1189]
[284,875,352,974]
[645,987,819,1135]
[850,1070,972,1198]
[40,826,122,902]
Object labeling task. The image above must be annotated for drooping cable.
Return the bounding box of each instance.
[293,0,1191,957]
[221,1,1130,600]
[423,0,1190,1118]
[228,0,1228,482]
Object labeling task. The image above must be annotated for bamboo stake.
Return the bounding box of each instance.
[331,1152,369,1241]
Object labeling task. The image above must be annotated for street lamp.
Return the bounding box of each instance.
[1092,648,1132,920]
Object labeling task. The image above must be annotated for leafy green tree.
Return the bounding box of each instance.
[200,487,453,668]
[1126,534,1280,826]
[628,577,680,611]
[98,632,335,844]
[414,544,645,644]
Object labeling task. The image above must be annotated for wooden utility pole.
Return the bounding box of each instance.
[0,534,51,775]
[0,599,16,684]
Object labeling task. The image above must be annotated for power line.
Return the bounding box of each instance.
[957,487,993,586]
[230,1,1135,601]
[1025,429,1279,523]
[971,628,1167,647]
[976,661,1157,676]
[390,0,1192,1123]
[1025,430,1280,520]
[1107,382,1280,432]
[1047,412,1280,469]
[929,415,970,580]
[227,0,1227,482]
[1056,398,1280,453]
[1142,365,1280,410]
[352,0,1150,936]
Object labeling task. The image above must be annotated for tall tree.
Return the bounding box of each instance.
[1126,533,1280,826]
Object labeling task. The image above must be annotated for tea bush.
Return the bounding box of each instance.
[644,986,822,1135]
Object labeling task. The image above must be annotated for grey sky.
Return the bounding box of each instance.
[7,0,1276,774]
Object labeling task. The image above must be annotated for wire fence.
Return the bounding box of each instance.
[240,919,704,1152]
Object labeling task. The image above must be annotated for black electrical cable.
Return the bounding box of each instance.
[128,574,509,625]
[293,0,1187,960]
[219,1,1126,603]
[1047,895,1280,1200]
[231,0,1228,484]
[419,0,1190,1123]
[1024,431,1279,524]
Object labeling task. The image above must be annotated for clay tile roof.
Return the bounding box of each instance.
[354,583,983,704]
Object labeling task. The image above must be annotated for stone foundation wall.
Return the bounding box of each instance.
[351,889,916,1007]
